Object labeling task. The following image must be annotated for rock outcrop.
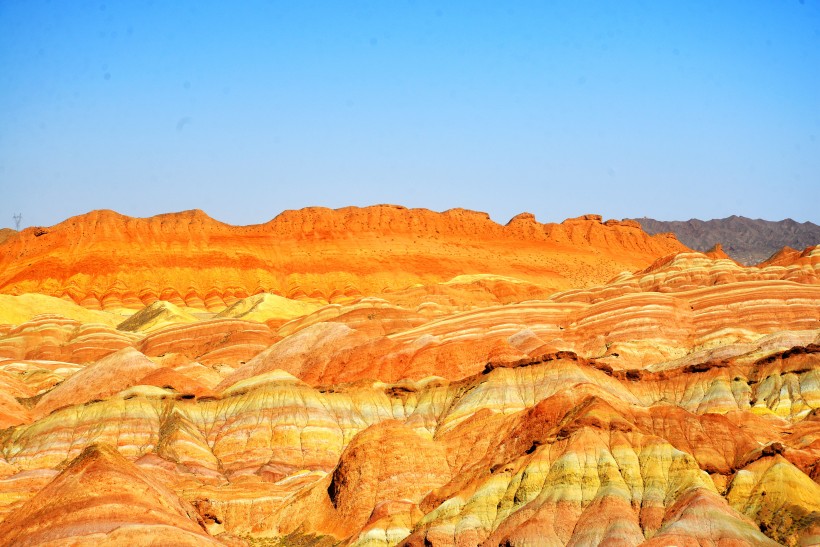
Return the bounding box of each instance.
[0,444,222,545]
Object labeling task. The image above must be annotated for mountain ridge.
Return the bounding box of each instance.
[0,205,688,310]
[632,215,820,265]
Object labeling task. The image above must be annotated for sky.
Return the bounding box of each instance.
[1,1,819,229]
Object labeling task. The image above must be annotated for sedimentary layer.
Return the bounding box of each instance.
[0,207,687,310]
[0,208,818,546]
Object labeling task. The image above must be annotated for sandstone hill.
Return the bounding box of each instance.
[0,206,686,310]
[633,215,820,265]
[0,206,818,546]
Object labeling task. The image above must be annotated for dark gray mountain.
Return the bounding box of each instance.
[630,216,820,265]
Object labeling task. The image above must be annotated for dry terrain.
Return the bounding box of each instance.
[0,206,818,546]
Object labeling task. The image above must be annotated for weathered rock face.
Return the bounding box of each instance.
[0,315,140,363]
[0,207,818,546]
[270,420,452,540]
[0,206,687,310]
[0,443,222,546]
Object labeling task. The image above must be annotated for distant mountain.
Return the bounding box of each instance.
[631,216,820,265]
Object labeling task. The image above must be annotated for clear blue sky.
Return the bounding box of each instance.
[1,1,818,229]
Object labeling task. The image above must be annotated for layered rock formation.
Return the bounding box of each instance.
[0,207,686,310]
[0,444,221,546]
[0,207,818,546]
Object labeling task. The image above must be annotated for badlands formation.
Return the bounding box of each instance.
[0,205,818,546]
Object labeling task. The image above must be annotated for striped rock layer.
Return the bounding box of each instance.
[0,210,818,546]
[0,207,686,310]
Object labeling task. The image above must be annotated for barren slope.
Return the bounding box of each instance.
[0,209,818,546]
[0,206,686,310]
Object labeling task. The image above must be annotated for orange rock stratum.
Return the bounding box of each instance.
[0,206,818,546]
[0,206,686,310]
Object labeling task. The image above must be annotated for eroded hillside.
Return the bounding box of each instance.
[0,208,818,546]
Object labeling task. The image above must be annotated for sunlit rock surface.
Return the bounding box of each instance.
[0,444,223,546]
[116,300,199,332]
[0,207,818,546]
[0,314,141,363]
[0,206,688,309]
